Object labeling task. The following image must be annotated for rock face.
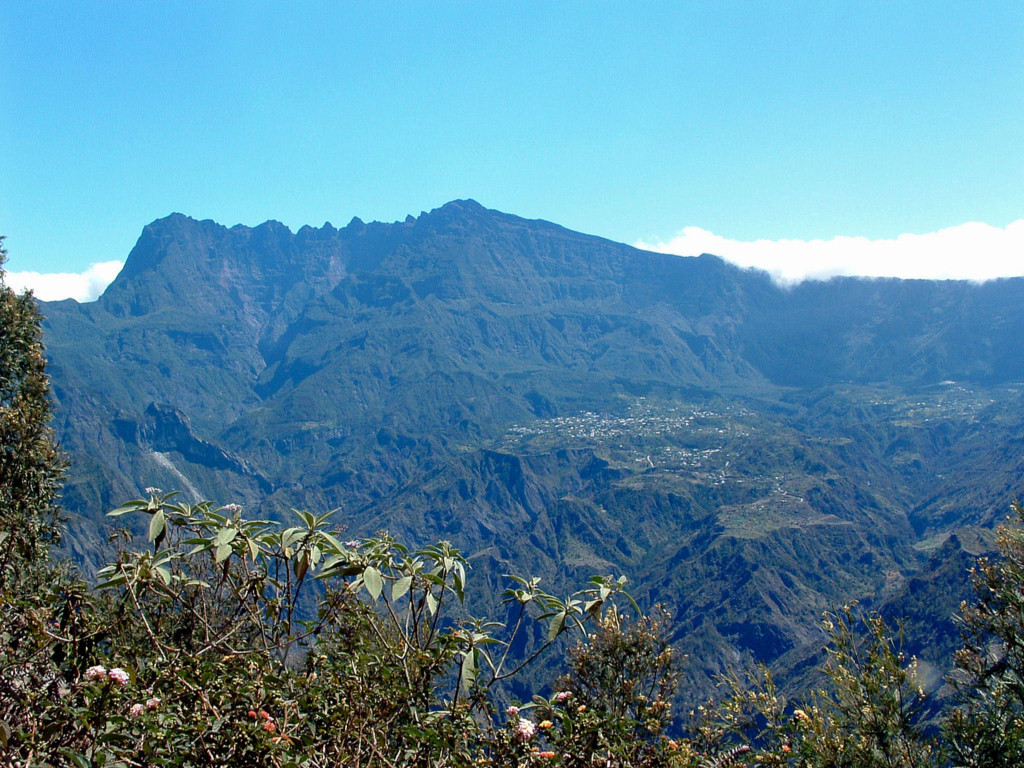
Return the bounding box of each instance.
[41,200,1024,704]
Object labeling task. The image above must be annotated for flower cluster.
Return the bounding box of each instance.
[128,698,160,719]
[513,718,537,741]
[83,665,130,687]
[248,708,276,733]
[84,665,106,681]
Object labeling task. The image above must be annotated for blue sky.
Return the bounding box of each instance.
[2,1,1022,298]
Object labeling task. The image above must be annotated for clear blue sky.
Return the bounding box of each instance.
[3,1,1022,276]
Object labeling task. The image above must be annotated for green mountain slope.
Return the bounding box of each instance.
[40,200,1024,704]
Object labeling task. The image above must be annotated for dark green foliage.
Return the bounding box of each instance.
[2,487,645,766]
[944,500,1024,767]
[675,611,937,768]
[805,608,937,767]
[0,237,86,761]
[0,238,65,589]
[551,606,680,766]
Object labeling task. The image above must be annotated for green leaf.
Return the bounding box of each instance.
[148,509,166,544]
[453,561,467,603]
[107,500,146,517]
[280,527,304,550]
[392,575,413,602]
[547,611,566,642]
[154,565,172,586]
[213,527,238,547]
[215,543,233,563]
[319,553,345,572]
[363,565,383,601]
[426,591,438,616]
[95,574,127,590]
[294,552,309,581]
[460,648,477,694]
[316,555,362,579]
[319,531,346,553]
[60,750,91,768]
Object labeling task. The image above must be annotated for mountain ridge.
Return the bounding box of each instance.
[39,200,1024,705]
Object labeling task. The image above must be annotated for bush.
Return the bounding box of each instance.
[674,607,936,768]
[3,490,638,766]
[944,500,1024,767]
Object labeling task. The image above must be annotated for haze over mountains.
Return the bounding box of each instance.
[40,200,1024,702]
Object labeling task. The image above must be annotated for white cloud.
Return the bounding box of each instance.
[4,261,125,302]
[635,220,1024,284]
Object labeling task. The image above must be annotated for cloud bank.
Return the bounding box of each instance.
[636,220,1024,285]
[5,261,125,302]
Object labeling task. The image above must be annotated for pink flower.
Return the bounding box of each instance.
[505,705,520,716]
[514,718,536,741]
[146,697,161,710]
[108,668,130,687]
[84,665,107,681]
[554,690,572,702]
[129,703,146,718]
[262,720,276,733]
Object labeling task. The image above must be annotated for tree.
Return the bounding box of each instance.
[0,236,66,590]
[0,238,79,761]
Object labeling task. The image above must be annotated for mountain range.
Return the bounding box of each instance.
[39,200,1024,704]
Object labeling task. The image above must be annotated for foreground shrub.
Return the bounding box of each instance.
[673,607,936,768]
[548,606,679,766]
[3,490,637,766]
[944,500,1024,768]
